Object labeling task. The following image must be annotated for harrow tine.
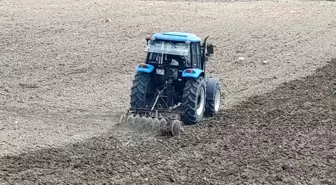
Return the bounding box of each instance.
[153,118,160,134]
[169,119,181,136]
[139,116,147,132]
[145,117,154,132]
[126,114,135,127]
[158,118,167,135]
[134,114,141,127]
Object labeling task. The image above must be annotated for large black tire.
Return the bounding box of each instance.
[130,72,152,109]
[204,78,221,116]
[181,77,207,125]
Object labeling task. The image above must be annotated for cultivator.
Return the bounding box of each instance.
[119,107,182,136]
[119,78,183,136]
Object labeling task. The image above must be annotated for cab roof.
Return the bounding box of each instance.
[152,32,201,42]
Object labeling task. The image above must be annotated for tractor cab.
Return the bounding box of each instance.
[144,32,214,71]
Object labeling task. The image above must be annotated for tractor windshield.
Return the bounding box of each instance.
[145,40,190,56]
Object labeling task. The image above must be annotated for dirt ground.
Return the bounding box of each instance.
[0,0,336,184]
[1,59,335,185]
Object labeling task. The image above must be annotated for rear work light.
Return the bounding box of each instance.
[186,69,194,73]
[139,64,148,68]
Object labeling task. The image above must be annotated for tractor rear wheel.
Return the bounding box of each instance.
[181,77,206,125]
[130,72,152,109]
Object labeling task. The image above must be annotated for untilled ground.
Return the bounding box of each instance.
[0,59,335,184]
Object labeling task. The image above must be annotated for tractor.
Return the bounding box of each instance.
[119,32,222,136]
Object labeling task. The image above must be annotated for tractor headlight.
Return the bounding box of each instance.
[170,59,179,66]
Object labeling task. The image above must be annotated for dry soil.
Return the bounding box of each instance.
[0,0,335,184]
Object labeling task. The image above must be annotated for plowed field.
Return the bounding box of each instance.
[0,0,335,184]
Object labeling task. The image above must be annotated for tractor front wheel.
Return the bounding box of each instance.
[181,77,206,125]
[205,78,221,116]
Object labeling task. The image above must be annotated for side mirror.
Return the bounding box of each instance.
[146,36,150,45]
[206,44,215,56]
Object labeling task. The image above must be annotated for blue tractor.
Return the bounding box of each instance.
[120,32,222,136]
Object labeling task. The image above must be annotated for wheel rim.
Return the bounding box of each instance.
[196,87,205,116]
[214,88,221,112]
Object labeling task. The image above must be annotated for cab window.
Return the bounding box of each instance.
[191,43,201,68]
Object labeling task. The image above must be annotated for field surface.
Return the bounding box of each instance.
[0,0,335,184]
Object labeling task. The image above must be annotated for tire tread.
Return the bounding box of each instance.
[181,77,206,124]
[130,73,151,108]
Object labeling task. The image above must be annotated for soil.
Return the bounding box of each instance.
[0,0,336,184]
[0,59,335,184]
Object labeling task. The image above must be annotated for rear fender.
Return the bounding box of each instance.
[136,64,154,73]
[182,68,204,79]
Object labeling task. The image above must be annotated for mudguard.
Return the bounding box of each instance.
[136,64,154,73]
[182,68,204,78]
